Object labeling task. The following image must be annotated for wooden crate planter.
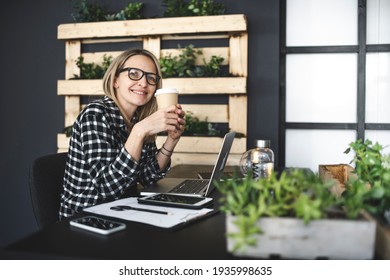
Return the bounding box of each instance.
[226,215,376,260]
[318,164,356,197]
[57,15,248,165]
[319,164,390,259]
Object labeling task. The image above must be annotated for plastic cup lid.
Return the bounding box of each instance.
[155,88,178,96]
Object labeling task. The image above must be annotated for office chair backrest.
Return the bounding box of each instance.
[29,153,67,229]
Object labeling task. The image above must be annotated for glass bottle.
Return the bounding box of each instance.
[240,140,274,179]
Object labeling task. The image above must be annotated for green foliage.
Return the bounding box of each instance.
[163,0,189,17]
[63,125,73,137]
[216,169,338,251]
[72,0,108,22]
[159,44,225,78]
[342,139,390,218]
[201,55,224,77]
[184,111,219,135]
[72,55,113,79]
[72,0,143,22]
[163,0,225,17]
[105,2,143,21]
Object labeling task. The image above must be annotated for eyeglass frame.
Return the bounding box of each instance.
[117,67,161,86]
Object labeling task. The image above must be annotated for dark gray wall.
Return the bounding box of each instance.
[0,0,279,247]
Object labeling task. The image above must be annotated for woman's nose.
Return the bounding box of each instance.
[137,75,148,86]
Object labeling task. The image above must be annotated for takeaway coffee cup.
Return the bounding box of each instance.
[155,88,179,109]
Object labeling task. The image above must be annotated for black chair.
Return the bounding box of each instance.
[29,153,68,229]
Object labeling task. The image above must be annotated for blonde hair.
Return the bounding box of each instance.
[102,49,162,138]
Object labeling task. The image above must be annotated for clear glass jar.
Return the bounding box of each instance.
[240,140,274,179]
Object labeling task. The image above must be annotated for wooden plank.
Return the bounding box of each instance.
[143,37,161,59]
[229,95,247,135]
[82,37,142,44]
[163,77,247,94]
[65,96,80,127]
[161,47,229,65]
[57,133,70,149]
[58,77,247,96]
[170,153,242,167]
[182,104,228,123]
[81,51,121,64]
[58,14,247,39]
[80,34,227,45]
[57,148,68,153]
[162,34,229,41]
[229,33,248,76]
[58,80,103,96]
[156,136,246,154]
[65,40,81,79]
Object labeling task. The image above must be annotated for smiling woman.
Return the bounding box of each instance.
[59,48,186,220]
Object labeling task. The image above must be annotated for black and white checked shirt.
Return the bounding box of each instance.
[59,96,169,219]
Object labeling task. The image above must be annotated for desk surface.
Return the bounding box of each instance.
[3,165,237,260]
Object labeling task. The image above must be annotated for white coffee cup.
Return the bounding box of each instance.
[155,88,179,109]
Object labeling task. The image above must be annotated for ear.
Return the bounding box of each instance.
[113,78,119,89]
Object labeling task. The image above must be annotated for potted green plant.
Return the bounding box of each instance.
[342,139,390,259]
[216,168,376,259]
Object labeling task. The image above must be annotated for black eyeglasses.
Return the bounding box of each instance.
[118,67,160,86]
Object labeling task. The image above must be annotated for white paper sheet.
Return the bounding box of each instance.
[84,197,214,229]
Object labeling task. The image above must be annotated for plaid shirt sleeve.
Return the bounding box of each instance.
[59,100,169,219]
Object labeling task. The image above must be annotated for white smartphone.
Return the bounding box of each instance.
[137,193,213,209]
[70,216,126,235]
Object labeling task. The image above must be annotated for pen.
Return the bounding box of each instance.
[110,205,168,215]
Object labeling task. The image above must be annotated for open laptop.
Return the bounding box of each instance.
[140,131,236,197]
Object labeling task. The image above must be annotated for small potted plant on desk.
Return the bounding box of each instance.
[215,167,377,259]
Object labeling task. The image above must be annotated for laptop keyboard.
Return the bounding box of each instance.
[169,179,209,194]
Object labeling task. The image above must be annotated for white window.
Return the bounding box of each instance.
[282,0,390,171]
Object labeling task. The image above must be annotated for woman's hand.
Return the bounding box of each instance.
[167,104,185,140]
[133,104,185,140]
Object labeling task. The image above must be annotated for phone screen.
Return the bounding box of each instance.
[73,216,124,230]
[146,194,205,205]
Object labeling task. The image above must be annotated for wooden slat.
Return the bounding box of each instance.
[58,77,247,96]
[65,96,80,127]
[64,41,81,127]
[58,80,103,96]
[182,104,228,123]
[229,95,248,135]
[162,34,229,41]
[58,133,70,149]
[82,51,121,64]
[161,47,229,65]
[156,136,246,154]
[229,33,248,76]
[163,77,247,94]
[143,37,161,59]
[82,37,142,44]
[80,34,227,45]
[65,40,81,79]
[58,14,247,39]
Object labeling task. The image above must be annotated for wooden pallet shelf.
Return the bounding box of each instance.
[57,14,248,166]
[58,14,247,39]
